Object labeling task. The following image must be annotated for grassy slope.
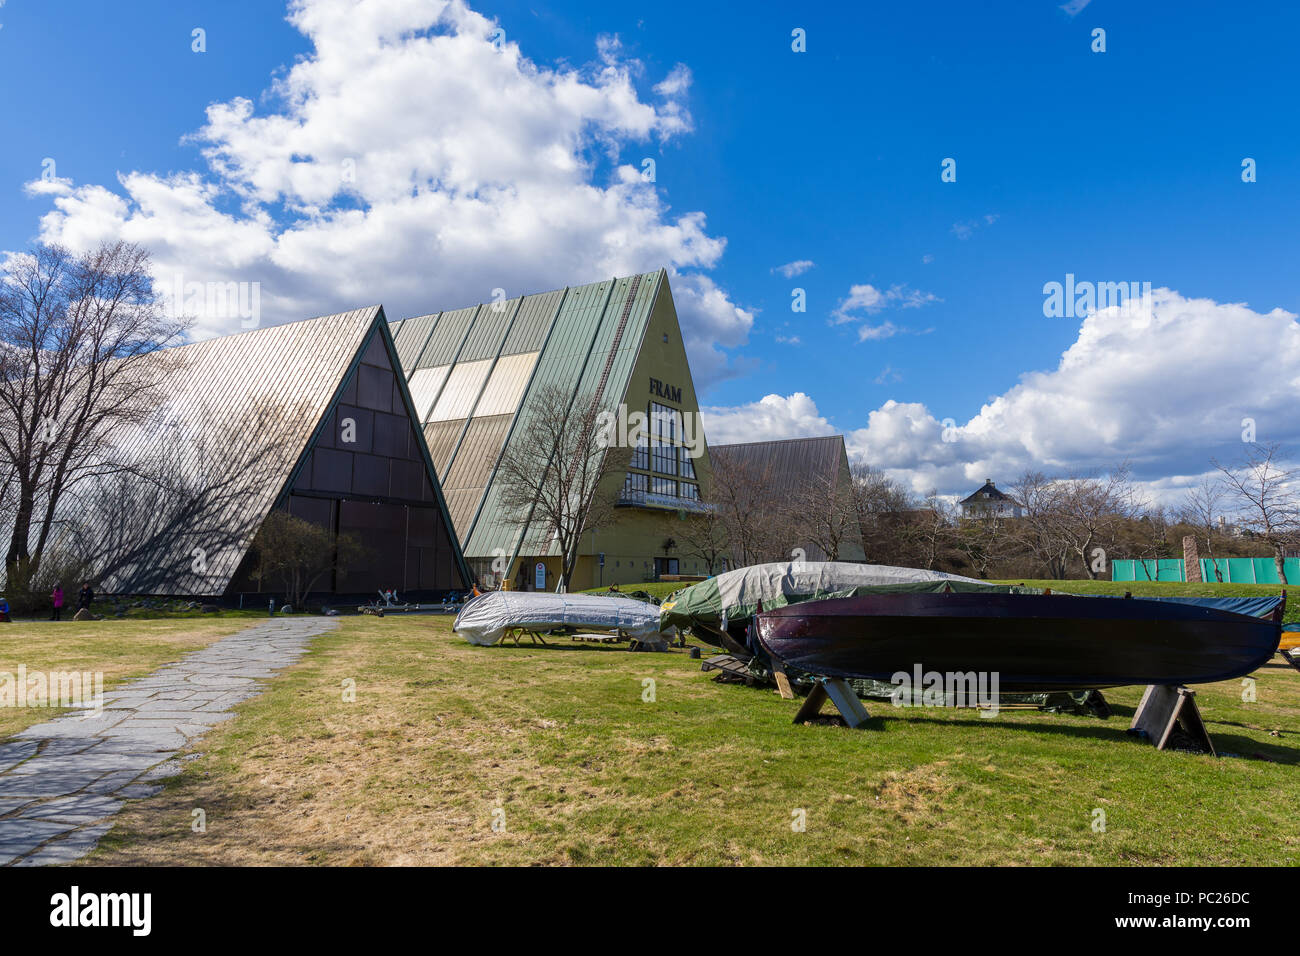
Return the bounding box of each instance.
[583,581,685,601]
[0,619,250,738]
[90,609,1300,866]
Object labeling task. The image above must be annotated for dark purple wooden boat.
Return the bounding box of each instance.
[754,592,1282,691]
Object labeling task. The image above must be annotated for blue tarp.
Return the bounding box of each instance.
[1086,594,1283,619]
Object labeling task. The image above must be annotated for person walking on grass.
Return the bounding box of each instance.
[50,583,64,621]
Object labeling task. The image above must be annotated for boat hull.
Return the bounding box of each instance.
[754,593,1282,691]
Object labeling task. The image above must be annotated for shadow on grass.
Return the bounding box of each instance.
[830,710,1300,764]
[467,640,683,655]
[1204,733,1300,763]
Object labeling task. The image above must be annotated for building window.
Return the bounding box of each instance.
[630,436,648,470]
[650,402,680,442]
[651,440,677,476]
[623,472,648,496]
[679,446,696,480]
[679,482,699,501]
[652,476,677,496]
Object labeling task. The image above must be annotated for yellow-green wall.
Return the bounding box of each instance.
[496,277,720,592]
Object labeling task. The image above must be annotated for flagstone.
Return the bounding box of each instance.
[0,617,336,865]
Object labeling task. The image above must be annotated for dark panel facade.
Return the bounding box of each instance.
[227,324,468,600]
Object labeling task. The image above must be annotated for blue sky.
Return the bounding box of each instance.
[3,0,1298,499]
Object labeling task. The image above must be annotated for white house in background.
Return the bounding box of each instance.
[959,479,1023,519]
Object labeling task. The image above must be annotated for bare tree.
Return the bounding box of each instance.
[0,242,188,599]
[674,501,729,574]
[1129,506,1173,581]
[708,448,789,566]
[494,384,628,590]
[912,491,959,571]
[955,508,1015,578]
[1214,443,1298,584]
[790,463,859,561]
[1010,470,1071,579]
[1053,464,1142,579]
[850,463,916,565]
[247,510,368,609]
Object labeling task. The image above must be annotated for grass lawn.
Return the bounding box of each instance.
[88,594,1300,866]
[0,618,252,739]
[583,581,684,601]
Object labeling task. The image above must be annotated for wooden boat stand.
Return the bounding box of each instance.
[1128,685,1215,755]
[792,677,872,729]
[503,627,548,645]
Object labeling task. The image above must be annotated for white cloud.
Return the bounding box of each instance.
[707,289,1300,502]
[20,0,751,387]
[772,259,814,279]
[701,392,834,446]
[831,283,940,324]
[670,271,754,383]
[857,321,900,341]
[951,213,998,240]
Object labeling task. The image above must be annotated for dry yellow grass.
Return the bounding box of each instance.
[86,612,1300,866]
[0,619,248,739]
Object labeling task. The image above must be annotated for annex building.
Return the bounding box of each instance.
[710,435,867,562]
[389,269,716,591]
[9,307,471,601]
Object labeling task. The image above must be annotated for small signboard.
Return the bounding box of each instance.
[534,562,546,590]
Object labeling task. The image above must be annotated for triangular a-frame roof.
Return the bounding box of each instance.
[31,306,470,595]
[390,270,709,560]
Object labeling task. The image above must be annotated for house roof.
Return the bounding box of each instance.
[959,479,1019,506]
[710,435,848,495]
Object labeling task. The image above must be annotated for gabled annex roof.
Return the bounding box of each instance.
[14,307,470,595]
[710,435,849,496]
[710,434,867,562]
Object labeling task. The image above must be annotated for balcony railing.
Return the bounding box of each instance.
[616,489,716,514]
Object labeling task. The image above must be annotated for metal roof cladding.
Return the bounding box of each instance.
[5,306,471,596]
[389,269,668,559]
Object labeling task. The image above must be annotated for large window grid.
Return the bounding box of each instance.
[621,400,701,506]
[650,402,681,442]
[651,440,677,476]
[651,476,677,496]
[629,436,649,470]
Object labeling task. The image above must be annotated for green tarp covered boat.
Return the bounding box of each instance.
[660,561,1038,653]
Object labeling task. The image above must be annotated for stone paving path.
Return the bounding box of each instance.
[0,617,338,866]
